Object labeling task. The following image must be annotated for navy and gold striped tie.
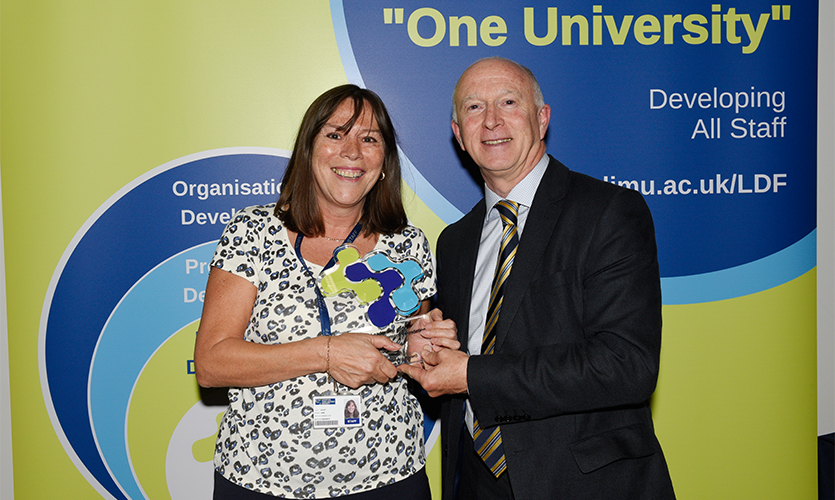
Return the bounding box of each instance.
[473,199,519,478]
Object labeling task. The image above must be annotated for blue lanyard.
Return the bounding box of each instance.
[295,223,363,337]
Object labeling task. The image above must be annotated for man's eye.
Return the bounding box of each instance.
[504,99,515,105]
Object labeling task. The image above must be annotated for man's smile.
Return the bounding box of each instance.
[483,138,512,145]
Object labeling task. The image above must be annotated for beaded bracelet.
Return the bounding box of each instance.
[325,336,331,374]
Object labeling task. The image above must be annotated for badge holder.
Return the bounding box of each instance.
[312,394,363,429]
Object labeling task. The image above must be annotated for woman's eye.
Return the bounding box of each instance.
[325,132,341,139]
[362,136,378,143]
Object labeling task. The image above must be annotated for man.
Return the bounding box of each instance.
[399,57,675,499]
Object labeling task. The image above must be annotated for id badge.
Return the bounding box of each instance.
[313,395,363,429]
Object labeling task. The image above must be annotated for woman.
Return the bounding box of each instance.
[195,84,456,499]
[344,399,360,419]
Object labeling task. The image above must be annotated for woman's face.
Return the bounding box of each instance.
[346,400,356,412]
[311,99,385,219]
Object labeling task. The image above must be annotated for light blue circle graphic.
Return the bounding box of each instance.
[42,149,291,500]
[90,243,215,500]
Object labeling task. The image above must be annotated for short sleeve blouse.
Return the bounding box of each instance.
[209,204,436,498]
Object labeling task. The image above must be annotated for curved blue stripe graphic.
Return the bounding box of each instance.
[661,230,816,305]
[330,0,364,86]
[399,151,464,224]
[90,244,215,500]
[331,0,464,225]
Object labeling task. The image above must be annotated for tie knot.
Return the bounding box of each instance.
[495,200,519,227]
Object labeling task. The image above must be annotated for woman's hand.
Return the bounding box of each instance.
[326,333,401,388]
[195,268,335,389]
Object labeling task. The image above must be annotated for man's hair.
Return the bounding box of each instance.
[275,84,407,236]
[451,56,545,124]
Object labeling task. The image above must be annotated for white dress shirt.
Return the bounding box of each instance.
[465,154,550,435]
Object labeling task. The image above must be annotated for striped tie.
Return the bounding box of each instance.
[473,199,519,478]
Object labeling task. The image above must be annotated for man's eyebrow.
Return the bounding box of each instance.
[498,88,523,98]
[459,89,523,104]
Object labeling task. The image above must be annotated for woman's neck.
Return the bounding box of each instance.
[319,205,364,239]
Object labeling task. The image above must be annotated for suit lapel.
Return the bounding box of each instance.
[494,157,570,352]
[449,200,486,346]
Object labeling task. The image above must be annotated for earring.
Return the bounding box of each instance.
[380,171,386,181]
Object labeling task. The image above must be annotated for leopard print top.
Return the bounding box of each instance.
[209,204,436,498]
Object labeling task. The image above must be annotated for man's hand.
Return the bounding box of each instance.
[398,347,470,397]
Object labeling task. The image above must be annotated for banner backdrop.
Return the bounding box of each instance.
[2,1,818,499]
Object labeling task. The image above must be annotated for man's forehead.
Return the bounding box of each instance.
[457,66,530,94]
[457,71,533,104]
[458,86,524,102]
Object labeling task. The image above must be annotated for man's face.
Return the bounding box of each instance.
[452,59,550,188]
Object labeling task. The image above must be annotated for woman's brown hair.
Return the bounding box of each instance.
[274,84,407,236]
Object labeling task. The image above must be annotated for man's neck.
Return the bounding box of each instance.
[482,151,546,198]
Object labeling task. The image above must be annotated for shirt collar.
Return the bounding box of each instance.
[484,154,549,216]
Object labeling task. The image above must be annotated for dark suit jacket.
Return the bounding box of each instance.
[436,157,675,499]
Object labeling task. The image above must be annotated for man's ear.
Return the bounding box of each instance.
[451,120,466,151]
[539,104,551,138]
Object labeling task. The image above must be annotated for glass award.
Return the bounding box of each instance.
[319,245,425,365]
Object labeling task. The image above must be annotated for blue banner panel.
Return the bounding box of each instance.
[337,0,816,281]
